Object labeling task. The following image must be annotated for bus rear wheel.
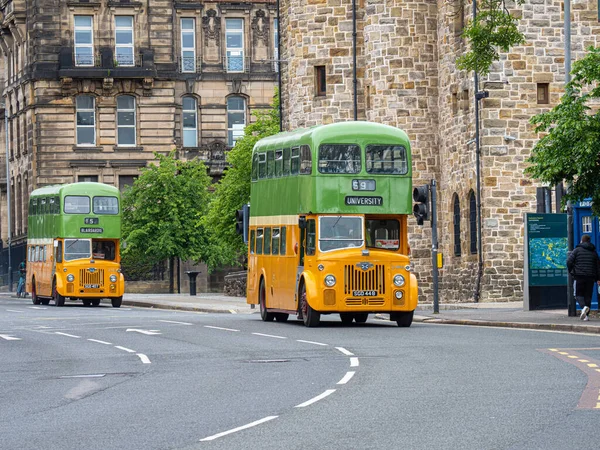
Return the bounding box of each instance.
[259,279,274,322]
[300,284,320,327]
[111,297,122,308]
[275,313,289,322]
[53,282,65,307]
[394,311,414,328]
[31,280,41,305]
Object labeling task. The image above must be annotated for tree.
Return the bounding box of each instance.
[204,92,280,269]
[526,47,600,216]
[456,0,526,76]
[122,151,213,291]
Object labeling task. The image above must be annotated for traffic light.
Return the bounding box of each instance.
[235,204,250,244]
[413,184,430,226]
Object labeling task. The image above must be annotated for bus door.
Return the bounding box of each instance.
[295,218,307,309]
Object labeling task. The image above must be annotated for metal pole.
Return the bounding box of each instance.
[276,0,283,131]
[473,0,483,302]
[565,0,575,316]
[5,108,12,291]
[352,0,358,121]
[431,180,439,314]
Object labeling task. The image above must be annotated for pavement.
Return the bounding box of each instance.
[2,291,599,334]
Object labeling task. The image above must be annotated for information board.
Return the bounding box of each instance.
[526,214,568,287]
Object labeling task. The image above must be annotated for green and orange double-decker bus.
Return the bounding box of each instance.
[246,121,418,327]
[26,182,125,307]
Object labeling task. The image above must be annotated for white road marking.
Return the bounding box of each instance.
[55,332,81,339]
[350,357,359,367]
[126,328,162,335]
[158,320,193,325]
[6,309,22,313]
[0,334,22,341]
[204,325,239,332]
[295,389,336,408]
[297,339,328,346]
[60,374,106,379]
[28,306,47,310]
[199,416,278,442]
[229,310,237,314]
[252,332,287,339]
[137,353,151,364]
[114,346,136,353]
[87,339,112,345]
[337,371,356,385]
[335,347,354,356]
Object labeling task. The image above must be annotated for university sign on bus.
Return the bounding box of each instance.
[344,196,383,206]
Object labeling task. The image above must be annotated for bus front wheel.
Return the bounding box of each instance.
[394,311,414,328]
[340,313,353,325]
[111,297,122,308]
[31,280,41,305]
[300,284,320,327]
[354,313,368,323]
[53,282,65,307]
[92,299,101,307]
[259,279,274,322]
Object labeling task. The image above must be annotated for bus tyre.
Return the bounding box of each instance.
[31,280,41,305]
[111,297,122,308]
[53,282,65,307]
[300,284,320,327]
[340,313,354,325]
[354,313,368,323]
[275,313,289,322]
[259,279,275,322]
[394,311,414,328]
[83,299,92,307]
[92,299,101,307]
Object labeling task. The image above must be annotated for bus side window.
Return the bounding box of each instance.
[291,147,300,175]
[275,150,283,177]
[264,228,272,255]
[283,148,291,176]
[249,230,256,254]
[258,153,267,179]
[256,228,264,255]
[300,145,312,175]
[56,241,63,263]
[251,153,259,181]
[35,246,40,262]
[280,226,286,255]
[306,219,316,255]
[272,228,280,255]
[43,246,47,262]
[267,152,275,178]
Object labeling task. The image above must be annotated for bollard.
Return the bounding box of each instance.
[185,271,201,296]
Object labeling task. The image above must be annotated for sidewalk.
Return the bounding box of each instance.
[2,291,599,334]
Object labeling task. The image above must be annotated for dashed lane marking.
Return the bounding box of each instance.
[337,371,355,385]
[87,339,112,345]
[55,332,81,339]
[350,357,359,367]
[114,346,136,353]
[252,332,286,339]
[6,309,22,313]
[297,339,328,346]
[199,416,278,442]
[0,334,22,341]
[204,325,239,332]
[137,353,151,364]
[335,347,354,356]
[158,320,193,325]
[295,389,336,408]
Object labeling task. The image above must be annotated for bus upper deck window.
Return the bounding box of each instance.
[64,196,90,214]
[251,153,259,181]
[267,152,275,178]
[258,153,267,179]
[365,145,408,174]
[318,144,360,174]
[275,150,283,177]
[283,148,291,176]
[93,196,119,215]
[290,147,300,175]
[300,145,312,175]
[256,228,264,255]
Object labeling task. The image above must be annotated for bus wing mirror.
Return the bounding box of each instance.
[299,216,307,229]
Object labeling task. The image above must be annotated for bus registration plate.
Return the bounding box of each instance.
[84,284,99,289]
[353,290,377,297]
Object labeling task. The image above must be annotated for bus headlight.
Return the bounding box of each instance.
[393,274,405,287]
[110,275,118,283]
[324,274,336,287]
[67,274,74,282]
[395,290,404,299]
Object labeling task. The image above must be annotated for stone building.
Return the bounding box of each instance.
[278,0,599,303]
[0,0,278,290]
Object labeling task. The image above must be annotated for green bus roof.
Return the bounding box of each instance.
[250,121,413,217]
[28,182,121,240]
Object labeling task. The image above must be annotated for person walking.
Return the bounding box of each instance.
[16,260,26,298]
[567,234,600,321]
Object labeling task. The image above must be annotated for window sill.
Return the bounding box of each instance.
[67,1,102,7]
[73,146,103,152]
[106,1,143,8]
[114,146,144,152]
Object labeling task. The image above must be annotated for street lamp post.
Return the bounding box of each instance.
[565,0,575,316]
[3,102,12,291]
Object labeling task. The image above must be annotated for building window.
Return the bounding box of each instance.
[115,16,134,66]
[453,194,461,257]
[227,96,246,147]
[273,17,279,72]
[225,18,244,72]
[117,95,136,146]
[79,175,99,183]
[537,83,549,105]
[119,175,138,191]
[76,95,96,146]
[74,15,94,66]
[182,96,198,147]
[181,18,196,73]
[315,66,326,96]
[469,190,477,255]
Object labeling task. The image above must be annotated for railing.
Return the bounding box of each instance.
[223,56,277,75]
[72,50,143,68]
[178,56,202,74]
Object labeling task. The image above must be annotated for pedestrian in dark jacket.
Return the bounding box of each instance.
[566,234,600,321]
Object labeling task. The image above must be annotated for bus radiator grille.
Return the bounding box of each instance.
[79,269,105,288]
[344,264,385,296]
[345,298,385,307]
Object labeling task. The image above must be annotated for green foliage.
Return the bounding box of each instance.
[526,47,600,215]
[122,151,213,265]
[457,0,526,76]
[204,91,280,269]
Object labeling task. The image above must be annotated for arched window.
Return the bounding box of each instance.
[469,190,477,254]
[453,194,461,257]
[117,95,136,146]
[182,96,198,147]
[227,96,246,147]
[76,95,96,146]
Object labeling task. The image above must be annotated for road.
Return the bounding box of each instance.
[1,295,599,450]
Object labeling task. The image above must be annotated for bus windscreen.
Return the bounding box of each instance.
[318,216,363,252]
